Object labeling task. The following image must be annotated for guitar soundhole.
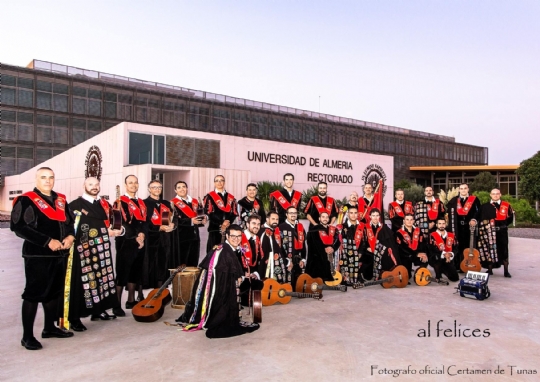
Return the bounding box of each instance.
[278,289,286,298]
[310,283,318,292]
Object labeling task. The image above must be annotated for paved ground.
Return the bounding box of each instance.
[1,228,539,382]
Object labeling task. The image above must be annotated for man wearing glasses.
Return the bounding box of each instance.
[179,224,260,338]
[279,206,306,288]
[203,175,238,252]
[144,180,176,289]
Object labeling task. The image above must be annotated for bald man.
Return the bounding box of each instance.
[11,167,75,350]
[67,177,124,329]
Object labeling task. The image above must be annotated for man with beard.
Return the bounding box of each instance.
[427,218,459,282]
[67,177,123,330]
[278,206,306,288]
[180,224,260,338]
[11,167,75,350]
[238,183,266,230]
[237,215,265,306]
[115,175,147,312]
[364,208,401,281]
[304,182,338,229]
[475,188,514,277]
[395,214,428,279]
[446,183,480,270]
[306,212,341,281]
[258,211,288,283]
[269,173,303,224]
[171,181,206,267]
[388,188,415,233]
[358,182,384,225]
[144,180,176,289]
[414,186,445,240]
[204,175,237,252]
[340,206,371,284]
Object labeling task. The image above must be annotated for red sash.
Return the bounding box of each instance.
[398,227,420,251]
[241,233,261,267]
[18,191,67,221]
[350,223,364,248]
[495,201,510,221]
[253,199,260,211]
[431,231,455,252]
[208,191,234,213]
[389,201,414,218]
[319,226,336,246]
[294,223,305,250]
[311,196,335,214]
[270,190,302,210]
[150,203,171,226]
[120,196,147,221]
[366,224,381,252]
[426,199,441,220]
[99,198,111,228]
[265,227,282,247]
[457,196,476,216]
[172,197,198,219]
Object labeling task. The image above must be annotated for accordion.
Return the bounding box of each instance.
[456,271,491,300]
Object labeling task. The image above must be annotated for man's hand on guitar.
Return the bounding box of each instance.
[418,253,428,263]
[325,247,334,255]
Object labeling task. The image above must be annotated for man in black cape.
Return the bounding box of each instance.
[269,173,303,224]
[144,179,176,288]
[414,186,445,240]
[395,214,428,279]
[304,182,338,229]
[388,188,415,233]
[427,218,459,282]
[258,211,287,282]
[340,206,371,284]
[238,215,265,306]
[306,212,341,281]
[11,167,75,350]
[67,177,123,330]
[278,206,307,289]
[178,224,260,338]
[238,183,266,230]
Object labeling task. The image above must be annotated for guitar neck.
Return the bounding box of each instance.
[321,284,344,291]
[153,267,185,298]
[286,291,318,299]
[363,276,393,287]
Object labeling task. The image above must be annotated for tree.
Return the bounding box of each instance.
[394,179,413,190]
[517,151,540,202]
[403,184,425,204]
[469,172,498,194]
[256,181,282,213]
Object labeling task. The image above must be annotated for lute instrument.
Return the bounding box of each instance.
[261,279,321,306]
[110,185,123,230]
[295,273,347,294]
[353,265,409,289]
[414,267,449,286]
[132,265,186,322]
[460,225,481,273]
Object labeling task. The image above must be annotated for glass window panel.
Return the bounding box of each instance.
[129,132,152,164]
[53,83,69,95]
[135,97,147,106]
[37,81,52,92]
[72,130,87,145]
[73,98,86,114]
[36,92,52,110]
[37,149,52,163]
[88,89,101,99]
[18,159,34,173]
[72,87,87,97]
[72,118,86,129]
[37,127,53,143]
[18,125,34,141]
[17,147,34,159]
[1,123,16,140]
[54,128,68,144]
[18,90,34,107]
[2,158,16,176]
[104,92,117,102]
[1,87,16,105]
[53,94,68,112]
[54,116,68,127]
[37,114,52,126]
[88,100,101,116]
[17,77,34,89]
[118,94,132,103]
[3,74,16,86]
[153,135,165,164]
[3,110,16,121]
[18,112,34,124]
[87,120,101,131]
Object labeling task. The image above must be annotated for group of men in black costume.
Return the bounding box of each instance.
[11,167,514,348]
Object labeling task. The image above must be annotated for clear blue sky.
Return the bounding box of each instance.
[2,0,538,164]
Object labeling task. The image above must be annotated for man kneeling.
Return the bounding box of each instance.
[428,218,459,282]
[178,224,260,338]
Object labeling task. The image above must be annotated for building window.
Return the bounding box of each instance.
[128,132,165,165]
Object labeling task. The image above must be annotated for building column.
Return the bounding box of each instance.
[445,171,449,190]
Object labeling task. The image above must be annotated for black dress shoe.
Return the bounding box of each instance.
[71,322,87,332]
[504,272,512,278]
[487,269,493,275]
[125,300,137,309]
[91,312,111,321]
[21,337,43,350]
[41,328,74,339]
[112,307,126,317]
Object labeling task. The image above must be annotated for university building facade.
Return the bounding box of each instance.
[1,59,488,186]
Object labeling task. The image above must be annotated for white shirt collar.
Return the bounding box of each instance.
[215,189,226,195]
[347,220,359,227]
[125,193,137,200]
[82,193,98,203]
[396,200,404,204]
[437,230,447,238]
[491,200,500,205]
[175,194,192,203]
[425,197,435,202]
[244,229,255,240]
[286,220,296,228]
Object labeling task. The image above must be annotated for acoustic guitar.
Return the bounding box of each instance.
[460,225,481,273]
[132,265,186,322]
[261,279,321,306]
[353,265,409,289]
[414,267,449,286]
[110,185,122,230]
[295,273,347,294]
[325,252,343,287]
